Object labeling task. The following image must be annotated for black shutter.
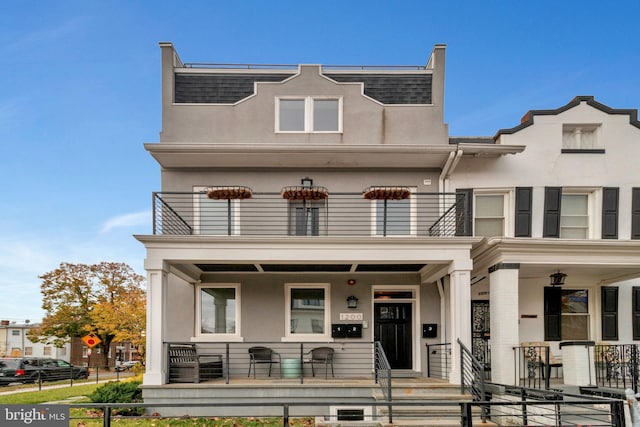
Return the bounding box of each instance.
[456,189,473,236]
[633,287,640,340]
[544,287,562,341]
[601,287,618,340]
[543,187,562,238]
[632,188,640,239]
[515,187,533,237]
[601,187,619,239]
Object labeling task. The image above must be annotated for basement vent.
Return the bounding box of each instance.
[329,406,372,422]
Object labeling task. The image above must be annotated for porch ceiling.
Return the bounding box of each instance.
[471,238,640,286]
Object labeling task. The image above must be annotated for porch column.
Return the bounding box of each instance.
[448,262,472,384]
[143,261,168,385]
[488,263,520,385]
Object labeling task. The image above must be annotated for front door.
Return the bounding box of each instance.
[374,302,412,369]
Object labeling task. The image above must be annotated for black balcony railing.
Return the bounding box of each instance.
[152,191,467,237]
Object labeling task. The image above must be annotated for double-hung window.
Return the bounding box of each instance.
[560,193,590,239]
[196,284,241,340]
[277,97,342,133]
[544,288,590,341]
[285,284,330,340]
[474,191,510,237]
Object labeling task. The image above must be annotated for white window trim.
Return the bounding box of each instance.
[192,186,241,235]
[370,187,417,236]
[283,283,332,342]
[560,187,600,239]
[561,288,591,341]
[193,283,243,342]
[276,97,343,133]
[473,189,514,238]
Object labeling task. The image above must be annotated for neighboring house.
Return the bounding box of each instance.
[449,96,640,384]
[0,320,71,361]
[69,338,141,368]
[136,42,640,413]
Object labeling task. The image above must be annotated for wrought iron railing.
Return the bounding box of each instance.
[513,344,556,389]
[426,342,452,380]
[152,191,467,237]
[594,343,640,392]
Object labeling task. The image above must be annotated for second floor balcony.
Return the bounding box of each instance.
[152,187,468,238]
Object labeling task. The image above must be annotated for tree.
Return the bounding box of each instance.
[28,262,146,368]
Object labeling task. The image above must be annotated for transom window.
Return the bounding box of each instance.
[285,284,330,340]
[196,284,241,340]
[277,97,341,133]
[560,194,589,239]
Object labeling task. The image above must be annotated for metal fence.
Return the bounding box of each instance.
[65,393,626,427]
[152,191,467,237]
[595,343,640,393]
[426,342,452,380]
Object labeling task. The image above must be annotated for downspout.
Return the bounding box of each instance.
[439,149,463,193]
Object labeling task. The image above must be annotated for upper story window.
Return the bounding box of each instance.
[277,97,342,133]
[366,187,416,236]
[11,330,20,336]
[474,192,510,237]
[193,186,253,236]
[562,124,603,152]
[560,193,590,239]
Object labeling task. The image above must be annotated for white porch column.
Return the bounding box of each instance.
[448,262,472,384]
[488,263,520,385]
[143,261,168,385]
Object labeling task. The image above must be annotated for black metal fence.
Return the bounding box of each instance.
[513,344,558,390]
[65,392,626,427]
[595,343,640,393]
[152,191,467,237]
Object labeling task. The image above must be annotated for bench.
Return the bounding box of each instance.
[168,344,223,383]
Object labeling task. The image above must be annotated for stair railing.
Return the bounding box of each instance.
[458,338,488,423]
[374,341,393,424]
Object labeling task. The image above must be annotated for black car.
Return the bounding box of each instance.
[0,357,89,385]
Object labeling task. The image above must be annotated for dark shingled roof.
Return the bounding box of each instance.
[324,74,432,104]
[175,73,294,104]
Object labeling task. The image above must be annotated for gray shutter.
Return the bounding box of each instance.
[295,207,306,236]
[456,189,473,236]
[543,187,562,238]
[544,287,562,341]
[601,286,618,340]
[515,187,532,237]
[310,207,319,236]
[601,187,619,239]
[633,188,640,239]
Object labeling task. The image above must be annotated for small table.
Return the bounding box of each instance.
[282,358,301,378]
[199,354,223,379]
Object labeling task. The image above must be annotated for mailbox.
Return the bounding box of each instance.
[346,324,362,338]
[331,324,347,338]
[422,323,437,338]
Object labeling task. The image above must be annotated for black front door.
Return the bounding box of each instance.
[374,303,412,369]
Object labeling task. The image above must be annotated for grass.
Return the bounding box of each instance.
[2,382,316,426]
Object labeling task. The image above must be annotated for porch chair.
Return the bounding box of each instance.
[304,346,335,378]
[248,346,281,378]
[168,344,201,383]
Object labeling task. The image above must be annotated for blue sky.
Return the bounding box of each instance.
[1,1,639,323]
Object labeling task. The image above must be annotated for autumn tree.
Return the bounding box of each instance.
[28,262,146,368]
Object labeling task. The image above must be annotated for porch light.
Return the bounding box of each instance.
[346,295,359,309]
[549,272,567,287]
[301,177,313,187]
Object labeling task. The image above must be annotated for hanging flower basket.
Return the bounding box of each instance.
[206,186,253,200]
[281,186,329,201]
[362,186,411,200]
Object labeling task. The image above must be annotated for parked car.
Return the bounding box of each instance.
[0,357,89,385]
[115,360,140,372]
